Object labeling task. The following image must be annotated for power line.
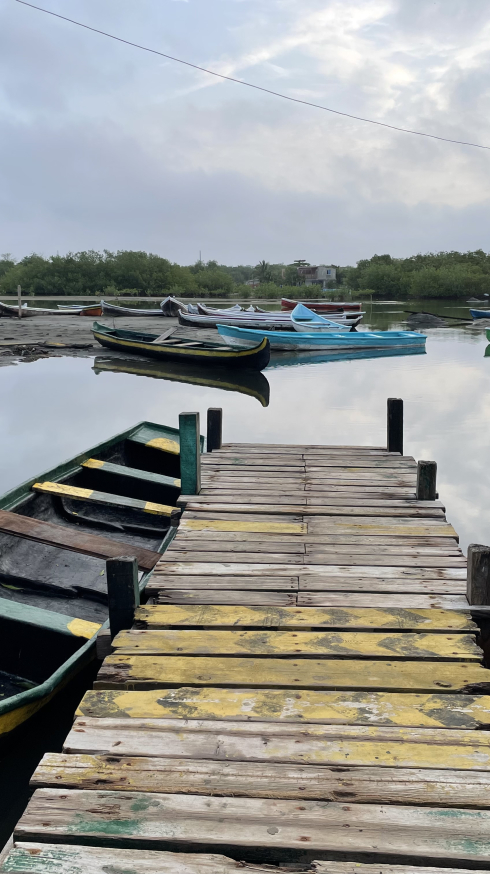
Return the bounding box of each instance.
[14,0,490,152]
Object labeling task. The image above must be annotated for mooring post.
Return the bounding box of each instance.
[106,556,140,641]
[467,545,490,606]
[387,398,403,454]
[416,460,437,500]
[207,408,222,452]
[179,412,201,494]
[17,285,22,319]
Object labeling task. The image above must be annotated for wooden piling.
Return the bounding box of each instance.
[207,408,223,453]
[106,556,140,641]
[179,412,201,495]
[416,460,437,500]
[387,398,403,454]
[17,285,22,319]
[467,544,490,606]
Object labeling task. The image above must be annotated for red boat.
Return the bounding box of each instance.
[281,297,362,313]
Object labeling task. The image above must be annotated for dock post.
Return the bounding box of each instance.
[207,408,222,452]
[387,398,403,454]
[179,412,201,494]
[416,460,437,500]
[17,285,22,319]
[106,556,140,641]
[467,545,490,606]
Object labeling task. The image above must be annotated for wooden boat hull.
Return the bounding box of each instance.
[471,309,490,319]
[0,301,93,316]
[281,297,363,312]
[0,419,197,738]
[178,310,361,329]
[101,301,164,316]
[218,324,427,351]
[92,322,270,371]
[93,356,270,406]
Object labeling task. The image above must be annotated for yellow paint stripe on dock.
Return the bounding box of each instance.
[66,619,102,639]
[180,519,307,534]
[146,437,180,455]
[77,687,490,729]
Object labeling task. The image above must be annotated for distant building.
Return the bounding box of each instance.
[245,279,261,288]
[297,265,337,287]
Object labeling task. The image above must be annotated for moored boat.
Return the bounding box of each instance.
[0,419,195,738]
[101,300,165,316]
[218,323,426,351]
[281,297,363,313]
[58,303,103,316]
[178,308,361,330]
[291,303,352,332]
[471,309,490,320]
[0,301,100,317]
[92,321,270,371]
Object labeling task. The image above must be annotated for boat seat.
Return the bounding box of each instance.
[32,482,180,518]
[151,328,177,344]
[81,458,181,490]
[0,509,161,569]
[128,429,180,456]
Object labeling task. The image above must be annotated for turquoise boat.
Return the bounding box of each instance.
[0,420,200,739]
[218,324,427,352]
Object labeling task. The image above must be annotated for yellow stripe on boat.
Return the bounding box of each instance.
[32,481,178,517]
[33,482,94,500]
[82,458,105,469]
[146,437,180,455]
[66,618,102,639]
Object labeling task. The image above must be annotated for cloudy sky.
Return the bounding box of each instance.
[1,0,490,265]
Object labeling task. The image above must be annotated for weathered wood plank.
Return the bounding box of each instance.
[174,532,461,547]
[32,753,490,806]
[163,551,467,568]
[146,576,299,591]
[111,629,481,661]
[94,654,489,693]
[167,539,306,554]
[294,580,466,594]
[297,593,470,609]
[16,789,490,862]
[156,591,298,606]
[169,538,462,556]
[179,519,307,534]
[156,561,466,580]
[0,844,245,874]
[306,518,458,536]
[197,493,444,510]
[76,687,490,728]
[182,502,445,518]
[159,551,304,565]
[134,605,476,631]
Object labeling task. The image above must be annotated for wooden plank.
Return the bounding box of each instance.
[32,753,490,806]
[179,519,307,534]
[197,493,443,510]
[306,518,458,537]
[161,551,467,568]
[94,654,489,693]
[169,538,462,556]
[175,532,461,547]
[294,581,466,594]
[297,593,470,609]
[81,459,181,490]
[156,591,298,606]
[76,687,490,728]
[156,562,466,580]
[32,482,179,518]
[16,789,490,862]
[167,539,306,554]
[146,576,299,590]
[0,844,245,874]
[0,509,160,570]
[111,629,481,660]
[134,605,476,631]
[182,502,444,518]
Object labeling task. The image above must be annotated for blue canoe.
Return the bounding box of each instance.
[218,324,426,352]
[470,309,490,319]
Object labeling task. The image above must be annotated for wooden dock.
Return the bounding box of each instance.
[5,409,490,873]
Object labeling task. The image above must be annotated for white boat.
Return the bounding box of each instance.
[160,296,189,316]
[178,308,362,330]
[291,303,351,332]
[101,300,164,316]
[0,301,96,317]
[217,323,427,352]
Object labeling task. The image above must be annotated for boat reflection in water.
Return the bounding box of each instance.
[93,356,271,407]
[268,344,427,368]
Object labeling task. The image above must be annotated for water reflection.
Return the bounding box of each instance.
[93,356,270,407]
[269,346,426,368]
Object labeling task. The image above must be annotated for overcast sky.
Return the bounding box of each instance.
[1,0,490,265]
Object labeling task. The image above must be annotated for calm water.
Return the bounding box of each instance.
[1,300,489,553]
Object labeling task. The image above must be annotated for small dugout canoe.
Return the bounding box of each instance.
[218,323,427,351]
[0,419,196,739]
[92,322,270,371]
[101,300,165,316]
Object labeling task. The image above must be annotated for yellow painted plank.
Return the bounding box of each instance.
[180,519,307,534]
[96,654,488,693]
[112,629,481,660]
[77,688,490,728]
[82,458,105,469]
[66,618,102,639]
[32,482,177,517]
[134,604,476,631]
[146,437,180,455]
